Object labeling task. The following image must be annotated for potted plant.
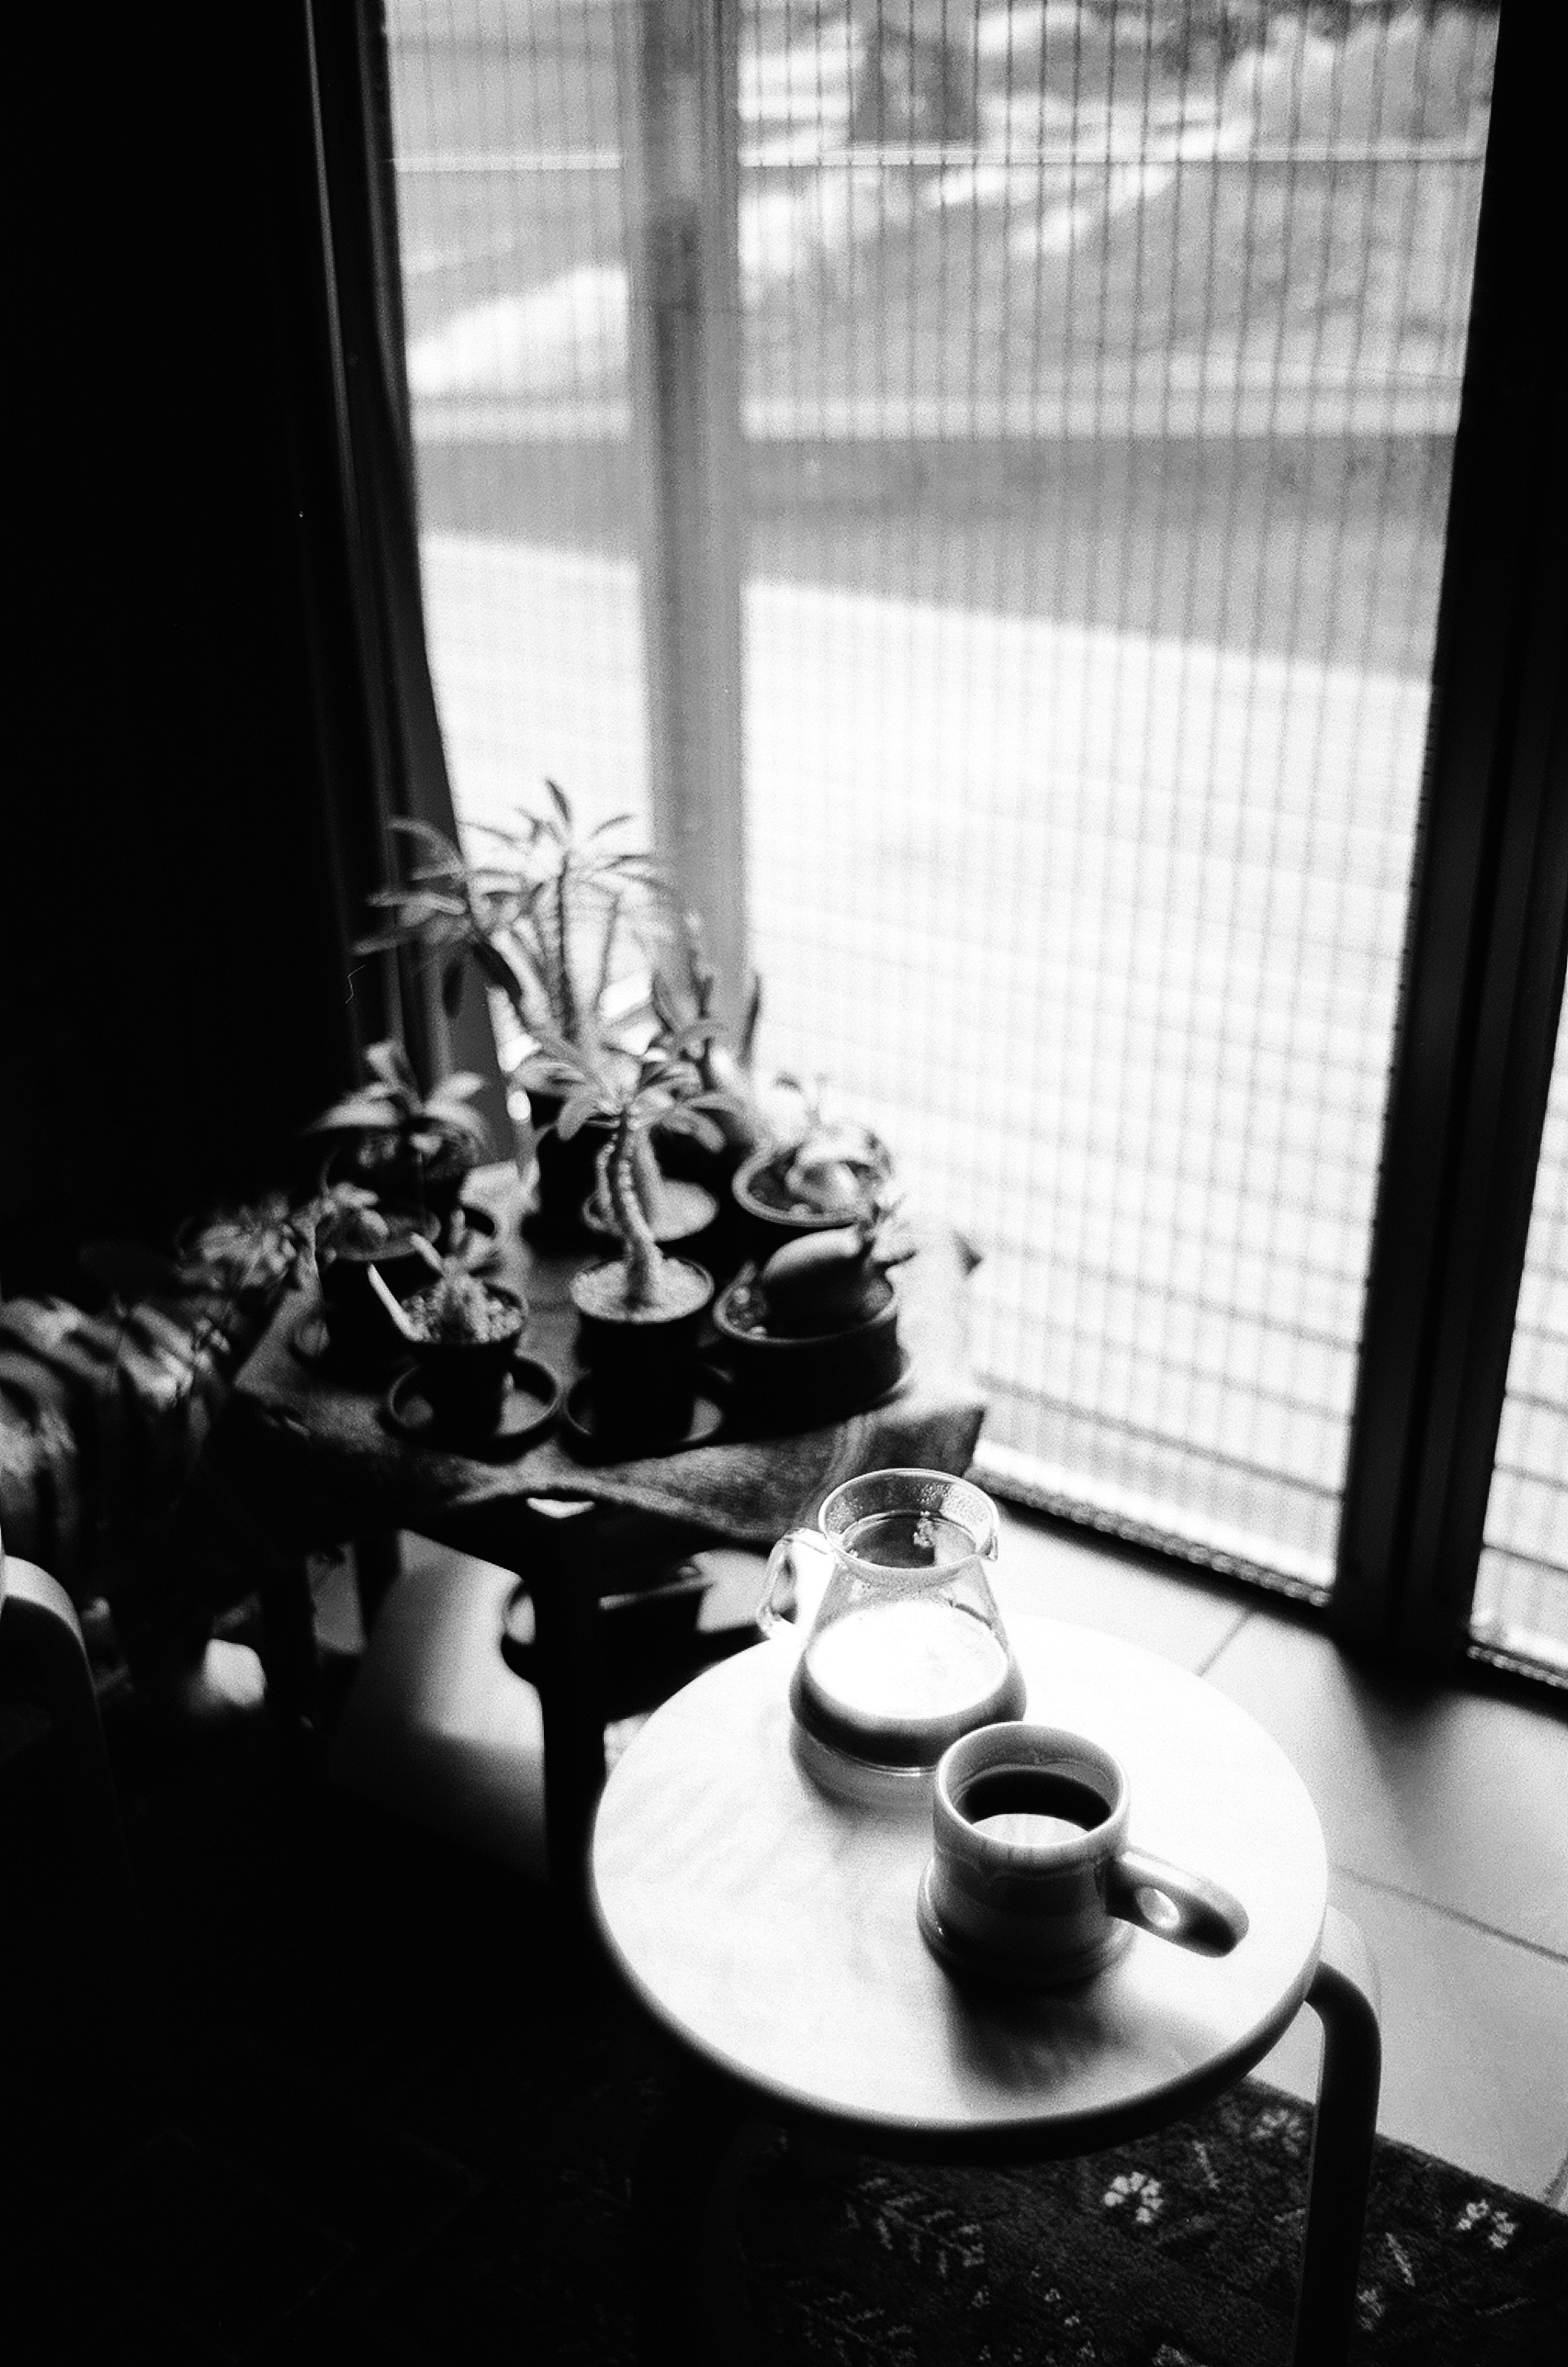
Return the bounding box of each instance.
[549,1030,728,1449]
[307,1041,490,1229]
[304,1184,440,1359]
[648,914,770,1189]
[358,783,669,1238]
[731,1078,893,1256]
[713,1186,915,1426]
[396,1266,528,1431]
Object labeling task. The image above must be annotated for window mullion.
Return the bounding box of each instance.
[1333,0,1568,1673]
[618,0,748,1012]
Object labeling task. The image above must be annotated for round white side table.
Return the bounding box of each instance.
[592,1616,1381,2364]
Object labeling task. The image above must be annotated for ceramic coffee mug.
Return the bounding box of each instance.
[917,1723,1250,1988]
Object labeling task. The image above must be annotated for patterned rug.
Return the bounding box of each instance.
[6,1681,1564,2364]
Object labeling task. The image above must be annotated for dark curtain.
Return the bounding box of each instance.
[2,1,502,1297]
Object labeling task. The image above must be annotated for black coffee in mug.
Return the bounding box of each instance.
[960,1767,1113,1850]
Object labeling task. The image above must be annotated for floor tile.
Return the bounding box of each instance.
[1202,1610,1568,1955]
[1252,1867,1568,2201]
[334,1545,549,1879]
[993,1506,1249,1672]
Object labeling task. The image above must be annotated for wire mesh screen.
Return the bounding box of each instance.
[388,0,648,851]
[738,0,1494,1585]
[1472,1013,1568,1674]
[387,2,1506,1598]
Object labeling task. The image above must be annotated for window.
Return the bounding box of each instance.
[384,2,1561,1677]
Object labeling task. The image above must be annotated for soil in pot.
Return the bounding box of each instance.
[400,1281,528,1430]
[569,1257,715,1446]
[581,1177,718,1266]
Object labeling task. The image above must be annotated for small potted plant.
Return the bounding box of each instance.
[713,1186,915,1426]
[648,914,770,1193]
[358,784,668,1238]
[305,1184,440,1359]
[397,1266,528,1431]
[307,1040,490,1228]
[550,1032,727,1450]
[732,1078,892,1257]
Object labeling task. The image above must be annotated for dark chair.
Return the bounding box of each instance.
[0,1537,157,2146]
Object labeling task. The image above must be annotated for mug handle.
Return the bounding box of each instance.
[1104,1847,1250,1959]
[756,1529,817,1636]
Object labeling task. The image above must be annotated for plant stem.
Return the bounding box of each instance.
[609,1113,662,1308]
[555,857,578,1048]
[630,1126,664,1233]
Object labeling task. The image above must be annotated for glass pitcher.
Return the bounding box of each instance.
[758,1469,1027,1801]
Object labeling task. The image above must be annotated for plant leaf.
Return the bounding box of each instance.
[556,1087,606,1141]
[657,1108,724,1153]
[304,1093,398,1134]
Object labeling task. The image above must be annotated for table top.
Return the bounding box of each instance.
[220,1168,986,1572]
[591,1616,1328,2161]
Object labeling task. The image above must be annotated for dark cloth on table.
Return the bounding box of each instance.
[219,1186,987,1573]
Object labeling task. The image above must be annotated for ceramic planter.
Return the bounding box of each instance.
[401,1282,527,1429]
[712,1273,903,1428]
[569,1257,715,1445]
[581,1178,719,1273]
[317,1221,438,1358]
[325,1134,474,1230]
[731,1148,878,1259]
[523,1078,613,1242]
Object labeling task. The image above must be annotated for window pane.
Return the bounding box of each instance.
[1472,1013,1568,1676]
[390,0,648,872]
[389,2,1503,1598]
[737,0,1493,1587]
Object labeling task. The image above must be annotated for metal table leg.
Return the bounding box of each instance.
[1292,1905,1382,2365]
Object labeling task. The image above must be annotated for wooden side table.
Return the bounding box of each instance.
[591,1616,1381,2365]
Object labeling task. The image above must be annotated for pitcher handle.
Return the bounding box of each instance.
[757,1529,817,1636]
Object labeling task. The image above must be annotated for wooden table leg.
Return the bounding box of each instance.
[352,1529,402,1637]
[1292,1905,1382,2366]
[258,1553,320,1728]
[523,1498,606,1913]
[634,2062,771,2367]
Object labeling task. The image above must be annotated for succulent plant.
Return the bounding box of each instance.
[756,1188,915,1337]
[357,782,667,1072]
[404,1268,523,1346]
[307,1041,489,1164]
[545,1022,728,1312]
[649,913,770,1162]
[760,1077,892,1220]
[300,1184,399,1259]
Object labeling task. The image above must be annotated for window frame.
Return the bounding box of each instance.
[1333,0,1567,1677]
[363,0,1565,1685]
